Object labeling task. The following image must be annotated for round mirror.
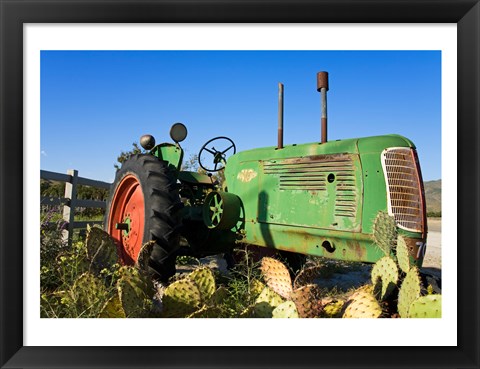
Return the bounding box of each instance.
[170,122,188,143]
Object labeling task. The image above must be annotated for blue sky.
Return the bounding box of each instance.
[41,50,441,182]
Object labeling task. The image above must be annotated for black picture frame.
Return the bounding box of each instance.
[1,1,479,368]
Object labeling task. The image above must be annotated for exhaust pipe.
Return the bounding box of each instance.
[317,71,329,143]
[278,82,284,149]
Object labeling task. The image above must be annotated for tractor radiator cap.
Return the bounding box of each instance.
[140,134,156,150]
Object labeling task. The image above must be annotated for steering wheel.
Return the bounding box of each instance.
[198,136,236,172]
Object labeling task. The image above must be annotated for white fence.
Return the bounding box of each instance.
[40,169,111,244]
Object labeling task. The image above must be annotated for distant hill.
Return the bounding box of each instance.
[424,179,441,215]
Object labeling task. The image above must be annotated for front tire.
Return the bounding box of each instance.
[105,154,181,281]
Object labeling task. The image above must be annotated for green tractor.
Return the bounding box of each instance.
[105,72,427,281]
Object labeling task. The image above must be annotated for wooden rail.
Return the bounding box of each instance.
[40,169,111,245]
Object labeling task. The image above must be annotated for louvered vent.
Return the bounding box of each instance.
[381,147,424,232]
[263,154,357,217]
[335,171,356,217]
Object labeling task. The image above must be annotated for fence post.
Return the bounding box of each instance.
[62,169,78,246]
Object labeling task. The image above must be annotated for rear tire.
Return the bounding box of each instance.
[105,154,182,281]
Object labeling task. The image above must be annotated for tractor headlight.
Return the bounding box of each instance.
[170,122,188,143]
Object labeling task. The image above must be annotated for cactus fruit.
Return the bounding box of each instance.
[293,265,323,290]
[322,300,345,318]
[162,279,202,318]
[291,284,322,318]
[260,257,293,299]
[272,301,299,318]
[135,240,155,273]
[343,291,382,318]
[398,267,421,317]
[396,236,411,273]
[372,211,397,257]
[407,295,442,318]
[85,226,118,272]
[73,272,106,311]
[371,256,398,300]
[188,267,216,302]
[98,295,126,318]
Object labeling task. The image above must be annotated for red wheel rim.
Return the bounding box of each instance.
[107,174,145,265]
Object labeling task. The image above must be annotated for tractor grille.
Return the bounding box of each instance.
[381,147,425,232]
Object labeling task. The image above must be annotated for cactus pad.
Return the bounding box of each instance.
[254,287,284,318]
[209,286,229,306]
[98,295,126,318]
[398,267,421,318]
[85,226,118,272]
[291,284,322,318]
[372,211,397,256]
[118,266,154,299]
[135,240,155,272]
[188,306,223,318]
[272,301,299,318]
[188,267,216,302]
[371,256,398,300]
[293,266,323,290]
[73,272,106,310]
[162,279,202,318]
[260,257,293,299]
[396,236,411,273]
[249,279,266,298]
[343,291,382,318]
[408,295,442,318]
[322,300,345,318]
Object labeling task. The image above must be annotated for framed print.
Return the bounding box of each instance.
[1,1,479,368]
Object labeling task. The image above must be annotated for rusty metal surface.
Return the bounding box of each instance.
[278,82,284,149]
[316,71,329,91]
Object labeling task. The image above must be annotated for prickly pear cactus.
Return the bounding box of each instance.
[135,240,155,273]
[371,256,398,300]
[372,211,397,257]
[396,236,411,273]
[398,267,421,318]
[272,301,299,318]
[189,267,216,302]
[407,294,442,318]
[293,265,323,290]
[162,279,202,318]
[73,272,106,310]
[343,291,382,318]
[260,257,293,299]
[116,266,154,317]
[188,306,223,318]
[98,294,126,318]
[254,287,284,318]
[249,279,266,298]
[209,286,229,306]
[291,284,322,318]
[85,226,118,272]
[322,300,345,318]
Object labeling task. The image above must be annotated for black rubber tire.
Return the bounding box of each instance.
[105,154,182,282]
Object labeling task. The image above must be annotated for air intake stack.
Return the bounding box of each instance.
[317,71,329,143]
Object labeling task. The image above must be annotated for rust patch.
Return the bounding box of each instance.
[403,237,426,260]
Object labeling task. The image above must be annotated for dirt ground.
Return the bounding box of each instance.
[421,217,442,279]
